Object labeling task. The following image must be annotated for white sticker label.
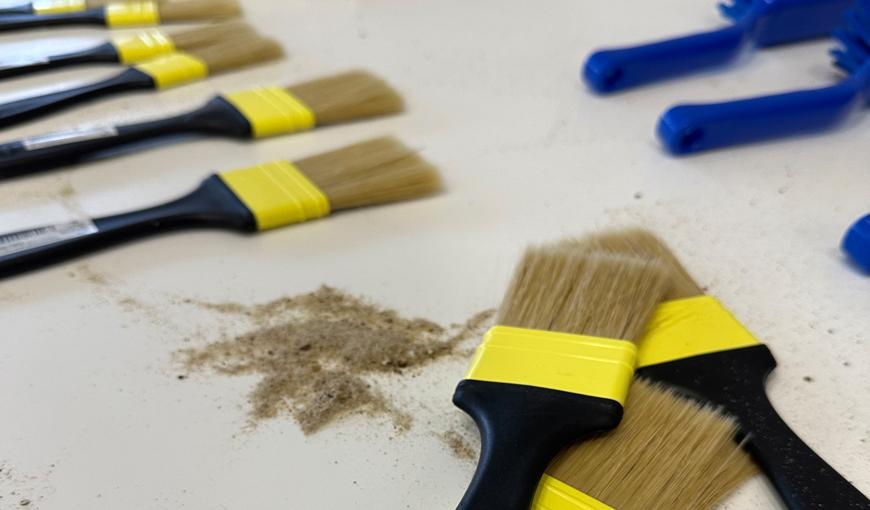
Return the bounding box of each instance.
[22,125,119,151]
[0,56,51,71]
[0,220,98,257]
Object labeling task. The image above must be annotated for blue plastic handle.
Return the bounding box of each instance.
[842,213,870,273]
[584,24,749,93]
[657,81,863,154]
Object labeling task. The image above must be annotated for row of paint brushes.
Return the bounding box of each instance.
[454,229,870,510]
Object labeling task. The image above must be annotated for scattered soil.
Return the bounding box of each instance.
[440,431,477,462]
[180,286,494,435]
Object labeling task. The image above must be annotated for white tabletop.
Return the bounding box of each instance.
[0,1,868,508]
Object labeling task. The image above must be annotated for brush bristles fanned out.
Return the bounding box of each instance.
[168,21,256,50]
[496,248,668,341]
[157,0,242,22]
[548,379,757,510]
[564,228,704,300]
[288,70,405,126]
[294,137,442,211]
[188,34,284,74]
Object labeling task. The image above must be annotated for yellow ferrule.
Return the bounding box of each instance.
[465,326,636,404]
[532,475,614,510]
[134,52,208,89]
[111,29,175,64]
[219,161,330,231]
[223,87,316,138]
[32,0,86,14]
[637,296,761,368]
[104,0,159,27]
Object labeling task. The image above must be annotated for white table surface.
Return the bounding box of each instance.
[0,1,868,508]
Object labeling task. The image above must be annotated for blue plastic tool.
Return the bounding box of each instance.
[843,213,870,273]
[583,0,851,93]
[658,0,870,154]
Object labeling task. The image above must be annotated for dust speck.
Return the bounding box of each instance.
[441,430,477,462]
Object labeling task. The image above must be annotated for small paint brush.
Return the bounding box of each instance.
[0,71,403,178]
[0,21,256,80]
[581,228,870,509]
[0,0,240,32]
[454,243,669,510]
[0,137,441,278]
[0,31,283,130]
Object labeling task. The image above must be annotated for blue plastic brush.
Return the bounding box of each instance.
[658,0,870,154]
[583,0,850,93]
[843,213,870,273]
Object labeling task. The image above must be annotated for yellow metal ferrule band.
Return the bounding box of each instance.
[532,475,614,510]
[105,0,159,27]
[32,0,86,14]
[223,87,316,138]
[219,161,330,231]
[111,29,175,64]
[637,296,761,368]
[134,52,208,89]
[465,326,636,404]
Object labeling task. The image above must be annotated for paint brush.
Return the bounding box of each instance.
[582,228,870,509]
[535,378,757,510]
[0,21,256,80]
[453,243,669,509]
[0,31,283,130]
[0,0,240,32]
[0,71,403,178]
[0,137,441,278]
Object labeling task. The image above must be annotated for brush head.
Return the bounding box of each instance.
[294,137,442,211]
[188,33,283,74]
[496,246,668,341]
[287,70,405,126]
[157,0,241,22]
[546,379,757,510]
[168,20,256,50]
[568,228,704,299]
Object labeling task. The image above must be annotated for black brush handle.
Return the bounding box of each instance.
[452,380,623,510]
[0,97,252,178]
[0,175,255,278]
[0,8,104,31]
[0,67,154,129]
[0,3,35,15]
[0,42,119,80]
[638,345,870,510]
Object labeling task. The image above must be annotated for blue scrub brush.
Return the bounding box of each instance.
[843,213,870,273]
[583,0,850,93]
[658,0,870,154]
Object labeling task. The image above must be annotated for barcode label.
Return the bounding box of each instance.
[0,56,51,71]
[22,125,118,151]
[0,220,98,257]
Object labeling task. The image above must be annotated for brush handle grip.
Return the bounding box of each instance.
[657,81,862,155]
[452,380,623,510]
[0,68,154,129]
[0,97,252,178]
[583,24,748,93]
[638,345,870,510]
[0,42,120,80]
[0,175,255,278]
[0,8,105,31]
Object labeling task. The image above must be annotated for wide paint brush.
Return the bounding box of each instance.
[453,243,669,510]
[0,137,441,278]
[0,71,403,178]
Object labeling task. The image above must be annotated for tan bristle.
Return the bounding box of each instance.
[496,247,668,341]
[168,21,256,50]
[293,137,442,211]
[157,0,242,22]
[548,379,757,510]
[287,70,405,126]
[86,0,122,7]
[564,228,704,300]
[188,34,284,75]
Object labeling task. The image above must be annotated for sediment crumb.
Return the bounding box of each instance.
[181,285,494,434]
[441,431,477,462]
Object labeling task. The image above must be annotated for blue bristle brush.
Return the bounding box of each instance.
[583,0,850,93]
[658,0,870,154]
